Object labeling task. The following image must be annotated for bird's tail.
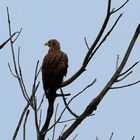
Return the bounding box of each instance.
[45,88,56,102]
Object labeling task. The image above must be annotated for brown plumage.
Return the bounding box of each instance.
[42,39,68,100]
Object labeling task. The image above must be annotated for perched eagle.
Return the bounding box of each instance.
[42,39,68,101]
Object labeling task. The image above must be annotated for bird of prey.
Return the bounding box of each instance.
[42,39,68,101]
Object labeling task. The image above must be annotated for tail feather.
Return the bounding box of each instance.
[45,88,56,102]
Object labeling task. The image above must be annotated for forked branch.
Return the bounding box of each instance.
[61,0,125,87]
[58,23,140,140]
[0,32,19,49]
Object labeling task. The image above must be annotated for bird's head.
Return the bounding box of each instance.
[44,39,60,51]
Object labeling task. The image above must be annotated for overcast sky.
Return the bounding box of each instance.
[0,0,140,140]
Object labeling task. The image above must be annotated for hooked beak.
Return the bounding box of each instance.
[44,42,49,46]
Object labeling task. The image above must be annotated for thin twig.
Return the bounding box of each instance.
[60,88,78,118]
[110,132,113,140]
[8,63,17,78]
[47,107,66,132]
[111,0,129,14]
[73,134,78,140]
[13,61,41,139]
[33,97,40,135]
[84,37,90,50]
[87,13,123,65]
[119,61,139,77]
[52,104,59,140]
[32,60,41,108]
[39,109,42,129]
[7,7,33,107]
[68,79,96,106]
[37,94,45,111]
[23,110,30,140]
[116,71,133,82]
[111,80,140,89]
[12,28,22,43]
[58,118,75,124]
[60,124,67,137]
[0,32,18,49]
[116,55,119,71]
[13,103,29,140]
[58,113,95,124]
[7,7,19,76]
[17,47,30,104]
[38,109,42,130]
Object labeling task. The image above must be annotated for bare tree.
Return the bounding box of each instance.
[3,0,140,140]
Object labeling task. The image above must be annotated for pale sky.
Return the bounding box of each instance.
[0,0,140,140]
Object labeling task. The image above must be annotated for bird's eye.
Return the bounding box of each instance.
[48,41,51,46]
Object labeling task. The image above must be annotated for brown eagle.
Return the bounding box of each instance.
[42,39,68,101]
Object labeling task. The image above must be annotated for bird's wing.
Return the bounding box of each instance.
[42,51,68,90]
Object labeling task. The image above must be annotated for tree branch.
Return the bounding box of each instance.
[115,54,120,71]
[111,80,140,89]
[61,0,112,87]
[58,24,140,140]
[0,32,18,49]
[12,61,41,139]
[61,0,125,88]
[23,110,30,140]
[116,71,133,82]
[119,61,139,77]
[111,0,129,14]
[39,97,56,140]
[60,88,78,118]
[109,132,113,140]
[52,104,59,140]
[33,97,40,135]
[84,37,90,50]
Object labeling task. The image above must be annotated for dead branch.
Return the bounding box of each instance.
[39,109,42,129]
[109,132,113,140]
[87,13,123,65]
[72,134,78,140]
[60,88,78,118]
[111,80,140,89]
[13,103,29,140]
[61,0,122,87]
[119,61,139,77]
[12,61,41,139]
[47,79,96,133]
[37,94,45,111]
[110,0,129,14]
[23,110,30,140]
[58,23,140,140]
[115,54,120,71]
[52,104,59,140]
[7,7,33,106]
[33,97,40,135]
[39,97,55,140]
[116,71,133,82]
[0,32,18,49]
[84,37,90,50]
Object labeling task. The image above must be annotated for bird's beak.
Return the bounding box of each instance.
[44,42,49,46]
